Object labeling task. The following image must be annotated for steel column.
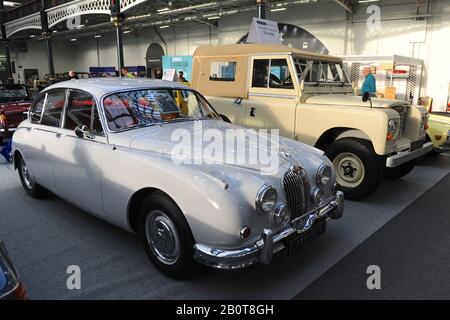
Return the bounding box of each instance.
[111,0,125,75]
[0,0,13,82]
[256,0,266,19]
[41,0,54,77]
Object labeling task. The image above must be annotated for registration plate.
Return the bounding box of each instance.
[287,220,326,256]
[410,140,424,152]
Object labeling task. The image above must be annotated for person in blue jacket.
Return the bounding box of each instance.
[361,67,376,96]
[0,138,12,162]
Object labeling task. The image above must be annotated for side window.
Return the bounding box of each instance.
[65,90,104,135]
[269,59,294,89]
[30,94,46,124]
[41,90,65,127]
[209,62,236,81]
[252,59,269,88]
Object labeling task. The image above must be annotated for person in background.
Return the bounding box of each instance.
[68,70,78,80]
[121,67,135,78]
[178,71,187,82]
[361,67,376,96]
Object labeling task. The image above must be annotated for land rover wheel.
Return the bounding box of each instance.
[17,155,48,199]
[384,160,416,179]
[325,138,382,201]
[138,192,199,280]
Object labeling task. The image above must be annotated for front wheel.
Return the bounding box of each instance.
[325,138,382,201]
[17,155,48,198]
[138,192,199,280]
[384,160,415,179]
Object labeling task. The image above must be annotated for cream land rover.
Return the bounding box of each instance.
[191,44,432,200]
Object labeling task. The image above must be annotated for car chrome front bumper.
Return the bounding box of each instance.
[386,142,433,167]
[193,191,344,270]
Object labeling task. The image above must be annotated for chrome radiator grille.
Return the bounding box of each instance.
[282,166,310,220]
[391,105,408,137]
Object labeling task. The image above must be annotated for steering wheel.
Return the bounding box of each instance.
[282,75,292,86]
[269,74,282,85]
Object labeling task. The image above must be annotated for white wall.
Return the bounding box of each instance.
[10,0,450,110]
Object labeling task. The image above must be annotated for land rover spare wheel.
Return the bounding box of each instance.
[325,138,382,201]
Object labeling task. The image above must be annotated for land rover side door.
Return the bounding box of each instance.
[245,56,299,139]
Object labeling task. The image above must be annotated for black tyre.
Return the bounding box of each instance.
[325,138,382,201]
[138,192,199,280]
[17,155,48,199]
[384,160,415,179]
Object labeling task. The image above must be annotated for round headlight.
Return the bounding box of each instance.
[274,204,291,226]
[255,185,277,214]
[388,119,397,134]
[317,164,332,187]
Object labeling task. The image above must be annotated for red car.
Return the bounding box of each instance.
[0,84,32,162]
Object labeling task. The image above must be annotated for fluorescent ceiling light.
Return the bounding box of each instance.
[123,30,131,34]
[157,7,170,12]
[4,1,21,7]
[76,24,85,28]
[52,30,57,33]
[94,35,102,38]
[29,35,36,38]
[207,16,220,20]
[160,25,170,29]
[358,0,379,3]
[70,38,77,41]
[270,7,286,12]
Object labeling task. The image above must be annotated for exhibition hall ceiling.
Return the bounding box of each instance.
[1,0,420,41]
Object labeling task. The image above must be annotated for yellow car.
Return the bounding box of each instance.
[426,112,450,154]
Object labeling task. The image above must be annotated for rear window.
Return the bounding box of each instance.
[209,62,236,82]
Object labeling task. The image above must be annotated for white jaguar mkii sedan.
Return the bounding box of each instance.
[12,78,343,279]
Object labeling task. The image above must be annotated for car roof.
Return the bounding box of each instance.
[193,44,342,62]
[44,78,191,97]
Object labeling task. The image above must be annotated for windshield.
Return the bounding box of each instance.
[293,58,350,85]
[0,85,29,103]
[103,88,220,131]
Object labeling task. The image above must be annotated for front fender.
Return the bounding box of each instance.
[297,104,396,155]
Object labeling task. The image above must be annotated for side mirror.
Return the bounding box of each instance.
[75,124,89,138]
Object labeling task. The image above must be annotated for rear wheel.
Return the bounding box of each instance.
[17,155,48,198]
[138,192,199,280]
[384,160,416,179]
[325,138,382,201]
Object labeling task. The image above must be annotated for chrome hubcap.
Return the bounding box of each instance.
[145,210,180,265]
[333,152,365,188]
[21,158,34,189]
